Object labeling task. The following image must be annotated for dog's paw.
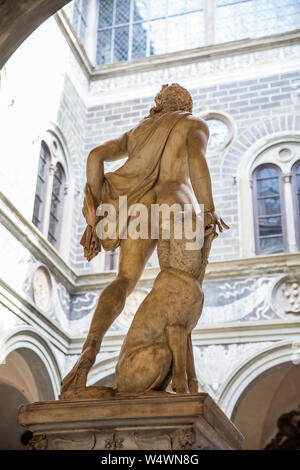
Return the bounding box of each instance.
[172,375,188,394]
[188,378,199,394]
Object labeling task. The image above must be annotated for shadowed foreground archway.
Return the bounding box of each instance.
[0,0,70,69]
[0,346,59,449]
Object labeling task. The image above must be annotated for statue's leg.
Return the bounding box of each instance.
[186,333,199,393]
[60,193,156,395]
[166,324,188,393]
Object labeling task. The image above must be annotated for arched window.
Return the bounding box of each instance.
[32,130,70,254]
[252,164,287,255]
[32,142,50,231]
[48,164,66,248]
[292,160,300,250]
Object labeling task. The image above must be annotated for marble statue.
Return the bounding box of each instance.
[60,83,228,399]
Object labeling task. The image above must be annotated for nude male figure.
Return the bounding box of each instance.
[60,84,227,397]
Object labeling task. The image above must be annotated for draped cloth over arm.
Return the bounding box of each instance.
[80,111,190,255]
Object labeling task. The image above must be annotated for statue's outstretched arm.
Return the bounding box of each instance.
[187,122,229,233]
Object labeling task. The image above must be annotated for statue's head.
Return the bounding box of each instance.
[148,83,193,116]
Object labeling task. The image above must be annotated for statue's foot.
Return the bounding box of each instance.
[60,346,97,398]
[60,386,115,401]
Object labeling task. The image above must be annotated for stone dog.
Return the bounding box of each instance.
[116,225,215,395]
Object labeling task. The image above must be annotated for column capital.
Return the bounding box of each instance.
[49,163,56,175]
[282,172,292,184]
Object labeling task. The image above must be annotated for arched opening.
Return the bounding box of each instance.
[232,363,300,450]
[0,348,56,449]
[0,383,30,450]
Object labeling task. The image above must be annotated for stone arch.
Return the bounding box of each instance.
[217,339,300,420]
[0,0,71,69]
[44,123,74,183]
[0,325,62,399]
[221,114,300,180]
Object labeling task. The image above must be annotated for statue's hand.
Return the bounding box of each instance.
[82,183,99,227]
[204,210,229,234]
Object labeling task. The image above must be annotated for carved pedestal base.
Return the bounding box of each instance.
[18,393,243,450]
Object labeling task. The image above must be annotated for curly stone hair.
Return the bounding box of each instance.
[148,83,193,117]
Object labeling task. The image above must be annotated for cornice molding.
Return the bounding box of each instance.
[54,10,92,79]
[0,277,70,355]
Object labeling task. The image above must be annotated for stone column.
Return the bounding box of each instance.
[42,163,56,238]
[282,172,298,253]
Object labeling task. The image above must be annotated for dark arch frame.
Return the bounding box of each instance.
[0,0,71,69]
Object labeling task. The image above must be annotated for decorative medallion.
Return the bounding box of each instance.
[200,111,234,154]
[32,266,52,312]
[278,146,293,162]
[271,275,300,318]
[206,118,230,151]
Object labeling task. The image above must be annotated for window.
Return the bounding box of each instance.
[48,164,66,248]
[252,164,287,255]
[200,111,235,154]
[216,0,300,44]
[32,131,69,252]
[32,142,50,231]
[292,160,300,249]
[96,0,205,65]
[63,1,300,65]
[239,140,300,258]
[67,0,89,44]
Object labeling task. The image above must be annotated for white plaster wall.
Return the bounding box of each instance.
[0,17,87,222]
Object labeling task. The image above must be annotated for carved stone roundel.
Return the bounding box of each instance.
[271,275,300,319]
[32,266,52,312]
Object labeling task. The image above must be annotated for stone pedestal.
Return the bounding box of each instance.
[18,393,243,450]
